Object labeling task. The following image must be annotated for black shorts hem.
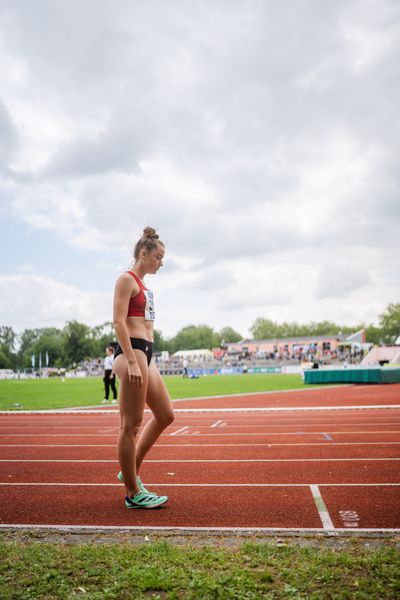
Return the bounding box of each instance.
[114,338,153,366]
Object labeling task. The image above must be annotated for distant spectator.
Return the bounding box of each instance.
[183,358,189,378]
[102,346,117,403]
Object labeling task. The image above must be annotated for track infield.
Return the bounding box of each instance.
[0,383,399,535]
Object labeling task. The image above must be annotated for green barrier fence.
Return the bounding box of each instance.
[304,367,400,384]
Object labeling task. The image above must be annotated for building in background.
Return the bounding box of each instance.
[225,330,369,360]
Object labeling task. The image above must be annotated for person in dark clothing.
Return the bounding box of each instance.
[102,346,117,403]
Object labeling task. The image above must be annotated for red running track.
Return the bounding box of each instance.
[0,384,400,533]
[173,383,400,409]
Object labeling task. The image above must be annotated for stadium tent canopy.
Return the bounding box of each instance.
[173,349,213,360]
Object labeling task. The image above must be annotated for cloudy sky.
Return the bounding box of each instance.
[1,0,399,340]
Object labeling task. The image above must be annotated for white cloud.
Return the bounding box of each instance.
[316,261,371,299]
[0,274,112,332]
[0,0,399,338]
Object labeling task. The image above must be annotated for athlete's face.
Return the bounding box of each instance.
[144,245,165,273]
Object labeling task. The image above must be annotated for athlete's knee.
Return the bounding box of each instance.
[120,418,142,437]
[156,408,175,428]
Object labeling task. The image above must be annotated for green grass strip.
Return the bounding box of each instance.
[0,374,328,411]
[0,541,399,599]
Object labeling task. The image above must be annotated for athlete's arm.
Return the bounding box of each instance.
[113,274,143,386]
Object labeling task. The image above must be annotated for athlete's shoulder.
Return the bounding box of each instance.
[115,271,139,290]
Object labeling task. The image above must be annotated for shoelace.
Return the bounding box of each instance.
[129,492,159,504]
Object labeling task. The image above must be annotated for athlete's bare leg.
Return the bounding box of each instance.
[135,361,175,473]
[113,350,149,497]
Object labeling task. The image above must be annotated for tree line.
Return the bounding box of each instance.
[0,322,242,370]
[0,303,398,370]
[250,303,399,346]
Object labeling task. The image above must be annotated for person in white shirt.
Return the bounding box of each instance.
[103,346,117,403]
[182,358,189,378]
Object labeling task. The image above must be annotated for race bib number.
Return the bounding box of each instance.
[144,290,155,321]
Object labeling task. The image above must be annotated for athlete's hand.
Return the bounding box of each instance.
[128,361,143,387]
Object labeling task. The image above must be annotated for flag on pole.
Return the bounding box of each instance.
[31,354,35,368]
[46,351,49,367]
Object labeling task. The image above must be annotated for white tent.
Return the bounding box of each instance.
[173,349,213,361]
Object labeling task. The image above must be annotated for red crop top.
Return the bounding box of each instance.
[126,271,155,321]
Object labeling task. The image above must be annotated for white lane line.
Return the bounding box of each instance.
[310,484,335,531]
[0,426,121,430]
[170,426,190,436]
[211,420,224,428]
[2,430,400,438]
[1,442,400,448]
[2,404,400,415]
[3,421,399,432]
[165,430,400,436]
[2,417,399,426]
[0,524,399,534]
[0,482,399,487]
[1,458,399,463]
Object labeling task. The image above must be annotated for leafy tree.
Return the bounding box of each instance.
[62,321,94,366]
[379,302,400,344]
[168,325,220,353]
[218,327,243,344]
[18,328,64,369]
[364,324,383,345]
[32,329,64,368]
[90,322,116,357]
[302,321,338,336]
[0,326,17,369]
[18,329,42,358]
[153,329,167,353]
[18,328,41,369]
[250,317,367,340]
[0,326,16,350]
[249,318,280,339]
[0,347,9,368]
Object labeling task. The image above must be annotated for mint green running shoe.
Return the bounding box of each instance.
[125,492,168,509]
[117,471,157,496]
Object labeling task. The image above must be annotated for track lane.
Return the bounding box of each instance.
[1,459,399,484]
[3,421,400,435]
[1,387,399,532]
[321,485,400,529]
[0,485,321,529]
[174,384,400,409]
[1,442,400,460]
[2,431,400,445]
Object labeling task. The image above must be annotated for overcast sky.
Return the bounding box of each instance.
[1,0,399,340]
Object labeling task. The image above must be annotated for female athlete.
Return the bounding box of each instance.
[112,226,174,508]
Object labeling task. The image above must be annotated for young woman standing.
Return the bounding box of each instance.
[112,227,174,508]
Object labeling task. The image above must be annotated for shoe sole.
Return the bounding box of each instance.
[125,496,168,509]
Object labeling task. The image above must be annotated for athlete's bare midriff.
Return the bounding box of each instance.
[125,316,154,342]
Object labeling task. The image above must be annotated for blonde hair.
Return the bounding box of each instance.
[133,226,164,260]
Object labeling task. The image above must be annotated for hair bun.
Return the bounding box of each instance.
[143,226,159,239]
